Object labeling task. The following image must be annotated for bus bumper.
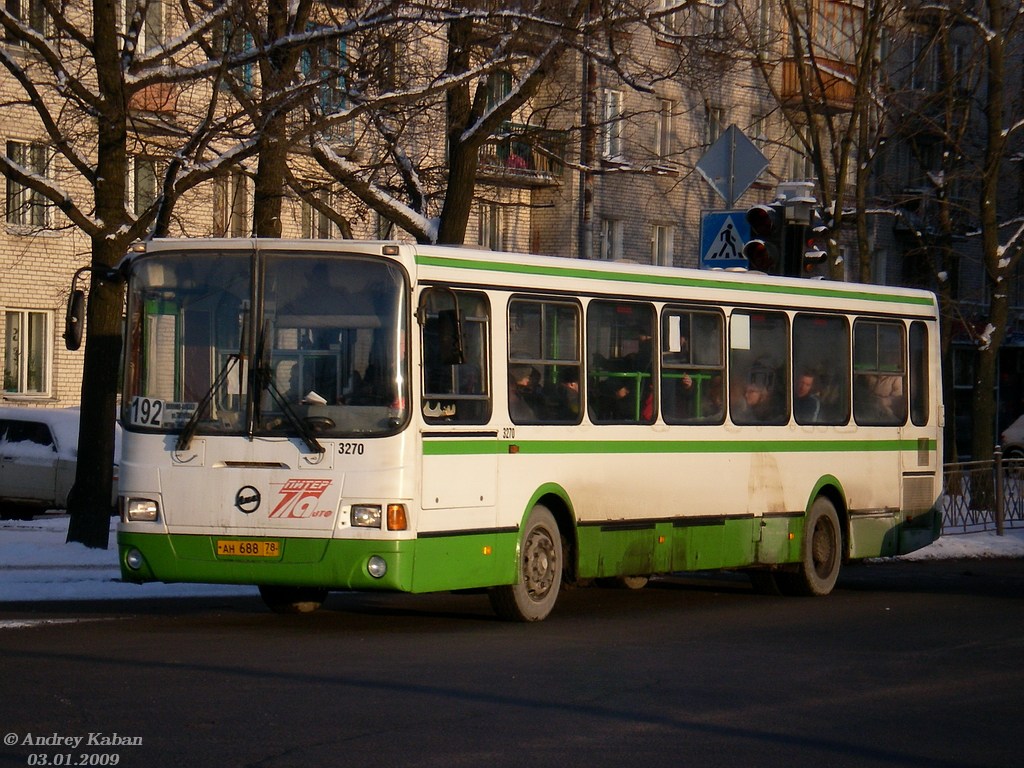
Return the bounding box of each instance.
[896,500,944,556]
[118,531,416,592]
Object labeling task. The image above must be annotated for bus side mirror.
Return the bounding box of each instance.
[63,288,85,351]
[434,309,465,366]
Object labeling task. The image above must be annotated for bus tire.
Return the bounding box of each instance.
[779,497,842,597]
[258,585,328,614]
[489,505,562,622]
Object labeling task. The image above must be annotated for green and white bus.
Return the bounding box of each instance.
[115,239,943,620]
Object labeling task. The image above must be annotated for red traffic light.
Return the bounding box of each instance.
[742,239,775,272]
[745,204,781,238]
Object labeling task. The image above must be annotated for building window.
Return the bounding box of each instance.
[652,224,674,267]
[599,218,623,261]
[303,33,347,115]
[705,105,725,145]
[213,171,250,237]
[301,188,339,239]
[705,0,727,36]
[600,88,624,160]
[655,0,684,36]
[122,0,163,52]
[216,16,255,92]
[5,0,48,41]
[3,310,49,395]
[911,33,937,91]
[5,141,49,228]
[128,156,159,217]
[655,99,674,159]
[477,202,502,250]
[756,0,773,54]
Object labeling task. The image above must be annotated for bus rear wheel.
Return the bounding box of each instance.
[489,504,562,622]
[777,497,842,597]
[258,585,329,614]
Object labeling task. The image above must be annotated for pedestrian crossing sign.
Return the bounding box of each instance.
[700,211,750,270]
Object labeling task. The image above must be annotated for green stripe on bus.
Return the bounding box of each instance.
[422,438,937,456]
[413,254,935,306]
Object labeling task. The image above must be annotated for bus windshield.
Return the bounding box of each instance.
[122,249,409,440]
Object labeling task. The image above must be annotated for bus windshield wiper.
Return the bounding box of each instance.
[175,355,239,452]
[250,321,325,455]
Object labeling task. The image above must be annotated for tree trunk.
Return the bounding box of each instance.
[66,0,130,548]
[65,242,126,548]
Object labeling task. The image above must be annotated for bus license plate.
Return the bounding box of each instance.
[216,539,281,558]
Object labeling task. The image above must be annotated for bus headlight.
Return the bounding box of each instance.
[125,498,159,522]
[367,556,388,578]
[125,548,145,571]
[351,504,382,528]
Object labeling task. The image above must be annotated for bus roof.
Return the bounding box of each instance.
[135,238,938,315]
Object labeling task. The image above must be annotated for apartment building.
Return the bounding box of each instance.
[2,1,1021,451]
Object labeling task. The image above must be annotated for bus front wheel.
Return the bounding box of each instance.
[258,585,329,614]
[489,505,562,622]
[778,497,842,597]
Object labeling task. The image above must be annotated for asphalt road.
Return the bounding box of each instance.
[1,559,1022,768]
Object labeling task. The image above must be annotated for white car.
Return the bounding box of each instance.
[1000,415,1024,459]
[0,407,121,520]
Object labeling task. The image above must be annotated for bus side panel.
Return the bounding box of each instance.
[575,517,767,578]
[408,530,517,593]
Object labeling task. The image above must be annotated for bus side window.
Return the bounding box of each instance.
[661,308,724,424]
[728,310,789,426]
[508,298,582,424]
[587,300,656,424]
[792,314,850,426]
[909,321,929,426]
[420,288,491,424]
[853,320,907,426]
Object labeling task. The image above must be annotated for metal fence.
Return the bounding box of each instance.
[942,452,1024,534]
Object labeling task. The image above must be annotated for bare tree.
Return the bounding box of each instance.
[0,1,259,545]
[299,0,734,246]
[739,0,892,280]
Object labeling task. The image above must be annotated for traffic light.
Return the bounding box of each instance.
[801,209,830,277]
[742,203,784,273]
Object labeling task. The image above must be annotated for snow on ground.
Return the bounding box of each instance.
[0,514,256,603]
[1,514,1022,605]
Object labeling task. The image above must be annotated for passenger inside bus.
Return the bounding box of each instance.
[509,365,539,421]
[794,370,822,423]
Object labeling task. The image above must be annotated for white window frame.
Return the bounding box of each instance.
[3,309,51,397]
[5,141,50,229]
[213,171,251,238]
[7,0,48,40]
[127,156,159,218]
[655,0,684,36]
[121,0,163,53]
[599,218,624,261]
[301,188,340,239]
[706,105,725,145]
[652,225,675,267]
[477,202,503,251]
[655,99,674,160]
[600,88,624,160]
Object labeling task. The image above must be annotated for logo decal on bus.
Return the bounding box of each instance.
[234,485,261,514]
[269,479,335,519]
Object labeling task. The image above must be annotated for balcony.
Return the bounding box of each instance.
[781,57,857,114]
[477,122,565,187]
[129,82,179,114]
